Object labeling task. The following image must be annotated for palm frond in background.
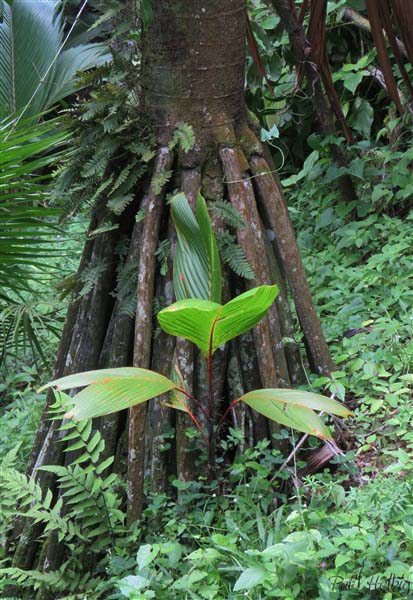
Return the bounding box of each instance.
[0,116,71,368]
[0,0,109,118]
[308,0,413,116]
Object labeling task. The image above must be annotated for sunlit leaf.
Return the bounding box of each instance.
[172,192,221,303]
[158,299,220,355]
[158,285,278,356]
[239,388,352,440]
[40,368,179,421]
[212,286,278,351]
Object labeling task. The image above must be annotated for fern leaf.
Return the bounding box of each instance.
[107,193,134,215]
[168,122,195,153]
[212,200,246,229]
[135,207,146,223]
[152,169,172,195]
[155,239,171,276]
[217,232,255,280]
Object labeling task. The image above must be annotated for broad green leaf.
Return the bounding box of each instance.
[243,398,331,439]
[240,388,352,417]
[233,567,267,592]
[172,192,221,303]
[158,285,278,356]
[239,388,352,439]
[196,192,222,303]
[212,286,278,351]
[38,367,156,392]
[0,1,108,118]
[137,544,160,569]
[118,575,150,595]
[40,368,178,421]
[158,299,220,355]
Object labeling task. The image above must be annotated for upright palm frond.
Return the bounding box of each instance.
[0,115,69,364]
[0,0,109,118]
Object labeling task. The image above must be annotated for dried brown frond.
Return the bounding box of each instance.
[246,14,276,97]
[365,0,403,112]
[307,0,353,142]
[389,0,413,66]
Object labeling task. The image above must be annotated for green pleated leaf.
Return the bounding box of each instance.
[0,1,109,118]
[39,367,152,392]
[239,388,352,440]
[40,368,178,421]
[158,299,220,355]
[158,285,278,356]
[196,192,222,303]
[171,192,221,303]
[212,286,278,351]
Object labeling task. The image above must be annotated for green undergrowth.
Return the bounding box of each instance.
[0,369,45,471]
[2,434,412,598]
[285,137,413,468]
[113,443,412,600]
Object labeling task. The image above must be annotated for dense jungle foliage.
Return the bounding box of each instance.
[0,0,412,598]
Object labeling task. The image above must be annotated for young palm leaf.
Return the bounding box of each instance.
[171,191,221,303]
[0,0,109,119]
[158,285,279,356]
[39,368,180,421]
[239,388,353,440]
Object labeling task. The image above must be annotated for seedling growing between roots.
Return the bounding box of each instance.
[40,193,352,477]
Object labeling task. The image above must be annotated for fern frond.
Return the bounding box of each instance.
[155,239,171,276]
[107,193,134,215]
[168,122,195,153]
[135,208,146,223]
[152,169,172,195]
[217,232,255,280]
[212,200,246,229]
[114,259,139,299]
[109,165,132,196]
[79,260,109,297]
